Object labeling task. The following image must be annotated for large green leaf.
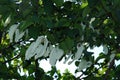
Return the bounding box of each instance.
[82,6,90,18]
[19,18,33,31]
[43,0,55,14]
[53,0,64,6]
[87,0,99,7]
[0,0,11,5]
[59,37,74,52]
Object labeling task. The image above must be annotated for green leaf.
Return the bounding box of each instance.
[19,1,32,17]
[59,37,74,51]
[56,18,70,27]
[115,53,120,60]
[87,0,98,7]
[28,26,41,39]
[82,6,90,18]
[95,53,106,63]
[0,5,11,14]
[28,65,35,74]
[53,0,64,6]
[19,20,33,31]
[43,0,55,14]
[81,1,88,8]
[115,9,120,22]
[63,1,72,10]
[27,75,34,80]
[0,0,11,5]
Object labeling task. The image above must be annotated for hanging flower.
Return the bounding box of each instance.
[15,29,25,42]
[43,45,54,57]
[25,36,49,60]
[77,59,92,71]
[74,44,84,59]
[8,24,19,42]
[49,47,64,66]
[35,36,48,59]
[25,42,36,60]
[103,45,108,55]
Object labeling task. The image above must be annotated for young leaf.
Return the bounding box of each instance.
[77,59,92,71]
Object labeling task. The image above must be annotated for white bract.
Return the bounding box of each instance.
[8,24,19,42]
[35,36,48,59]
[64,53,72,64]
[65,44,84,65]
[64,0,76,2]
[49,47,64,66]
[8,24,25,42]
[103,45,108,55]
[25,36,49,60]
[34,45,44,59]
[77,59,92,71]
[25,42,36,60]
[74,44,84,59]
[43,45,54,57]
[110,53,115,62]
[15,29,25,42]
[89,24,94,31]
[81,35,84,41]
[81,22,86,30]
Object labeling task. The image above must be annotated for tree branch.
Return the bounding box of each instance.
[35,59,39,80]
[104,58,115,80]
[2,54,20,64]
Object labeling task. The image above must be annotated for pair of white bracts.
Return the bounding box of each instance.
[8,24,25,43]
[25,36,64,66]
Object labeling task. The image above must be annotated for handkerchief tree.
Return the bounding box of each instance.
[0,0,120,79]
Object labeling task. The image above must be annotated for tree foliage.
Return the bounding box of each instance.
[0,0,120,80]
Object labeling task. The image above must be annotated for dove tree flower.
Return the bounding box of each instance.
[103,45,108,55]
[8,24,25,43]
[15,29,25,42]
[8,24,19,42]
[74,44,84,60]
[49,46,64,66]
[77,59,92,71]
[25,36,49,60]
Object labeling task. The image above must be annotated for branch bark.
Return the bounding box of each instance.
[35,59,39,80]
[2,54,20,64]
[104,58,115,80]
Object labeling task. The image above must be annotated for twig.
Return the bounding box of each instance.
[104,58,115,80]
[35,59,39,80]
[0,40,22,53]
[2,54,20,64]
